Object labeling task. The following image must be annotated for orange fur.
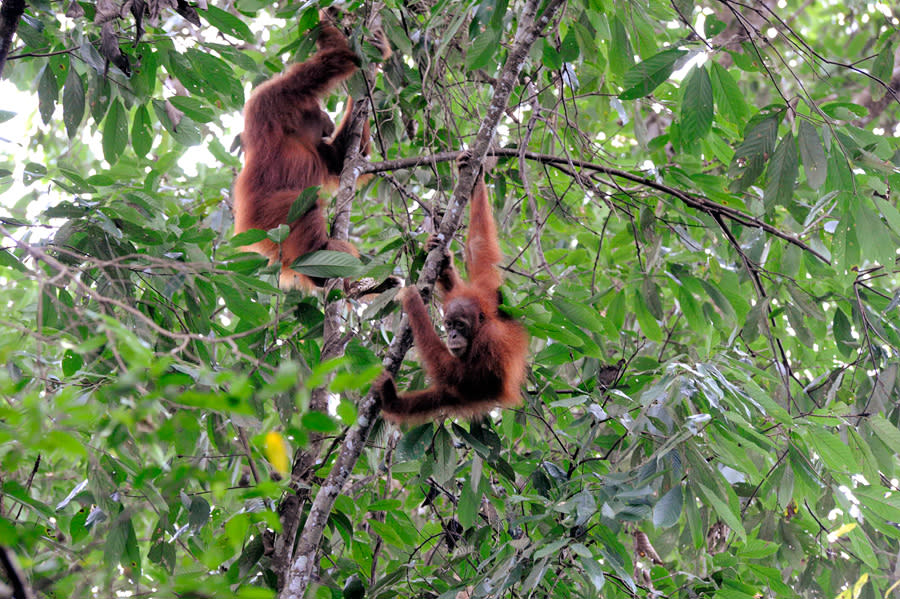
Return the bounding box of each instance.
[233,18,369,290]
[376,168,529,423]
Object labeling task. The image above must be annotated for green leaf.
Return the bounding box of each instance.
[728,110,781,192]
[580,556,605,592]
[680,65,713,143]
[805,428,855,474]
[709,62,749,125]
[62,65,85,139]
[102,99,129,165]
[458,472,480,529]
[432,426,455,485]
[696,482,746,541]
[291,251,363,279]
[541,39,562,71]
[653,485,683,528]
[873,196,900,237]
[231,229,267,246]
[619,48,685,100]
[38,65,58,125]
[301,411,338,433]
[869,415,900,456]
[608,16,633,80]
[131,105,153,158]
[395,424,433,462]
[167,96,216,123]
[797,120,826,189]
[287,188,320,223]
[764,132,798,209]
[201,6,255,43]
[870,42,894,98]
[466,26,501,71]
[560,27,580,62]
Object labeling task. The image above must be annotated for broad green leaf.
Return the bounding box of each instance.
[798,120,827,189]
[653,485,683,528]
[62,65,85,139]
[560,26,580,62]
[728,109,781,192]
[854,200,894,268]
[131,105,153,158]
[167,96,216,123]
[805,428,855,474]
[38,65,58,125]
[287,188,320,223]
[709,61,749,125]
[432,426,455,485]
[696,482,746,541]
[102,99,128,165]
[870,42,894,98]
[680,65,713,142]
[201,5,255,43]
[395,424,433,462]
[873,196,900,237]
[291,250,363,278]
[619,48,685,100]
[764,132,798,209]
[608,16,633,79]
[466,26,501,71]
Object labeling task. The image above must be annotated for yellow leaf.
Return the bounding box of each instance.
[826,522,857,543]
[264,431,290,476]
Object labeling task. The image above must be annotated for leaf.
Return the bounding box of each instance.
[696,482,746,541]
[167,96,215,123]
[201,5,255,43]
[287,188,320,223]
[709,62,749,125]
[608,16,633,80]
[680,65,713,143]
[619,48,686,100]
[263,431,290,476]
[869,415,900,456]
[805,428,855,474]
[798,120,827,189]
[870,42,894,99]
[458,473,480,529]
[62,65,85,139]
[301,411,338,433]
[764,132,798,209]
[395,424,433,462]
[653,485,683,528]
[432,426,455,485]
[102,99,129,165]
[131,105,153,158]
[38,65,58,125]
[580,556,605,592]
[466,25,501,71]
[291,251,363,279]
[728,110,781,192]
[560,27,580,62]
[873,196,900,237]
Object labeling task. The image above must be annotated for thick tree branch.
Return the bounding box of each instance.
[279,2,565,596]
[0,0,26,79]
[273,65,373,594]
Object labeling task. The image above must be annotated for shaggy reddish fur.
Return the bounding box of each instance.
[232,19,368,290]
[377,169,529,423]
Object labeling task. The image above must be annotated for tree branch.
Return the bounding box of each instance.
[0,0,26,79]
[278,2,566,596]
[365,147,830,264]
[273,55,374,595]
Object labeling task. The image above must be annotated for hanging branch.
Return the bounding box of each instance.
[0,0,26,79]
[279,2,566,597]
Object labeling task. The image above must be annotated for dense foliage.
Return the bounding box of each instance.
[1,0,900,597]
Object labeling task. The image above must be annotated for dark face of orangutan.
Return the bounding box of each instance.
[444,298,481,358]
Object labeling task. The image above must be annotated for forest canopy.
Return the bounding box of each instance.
[1,0,900,598]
